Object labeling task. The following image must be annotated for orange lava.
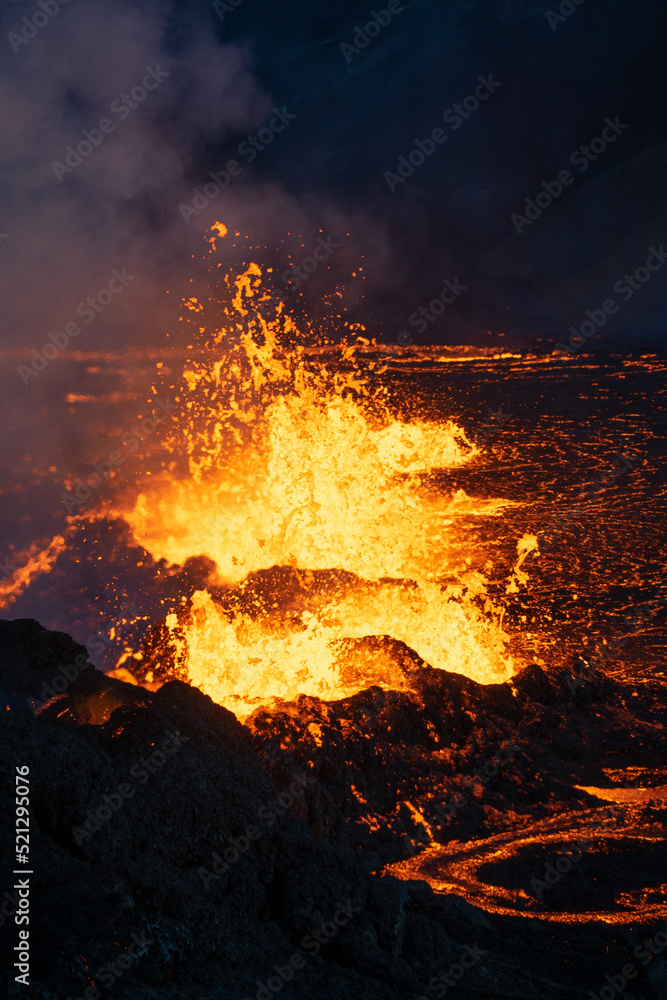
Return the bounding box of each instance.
[105,236,535,718]
[387,808,667,925]
[0,535,67,610]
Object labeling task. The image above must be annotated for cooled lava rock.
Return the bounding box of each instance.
[247,646,665,863]
[1,618,665,1000]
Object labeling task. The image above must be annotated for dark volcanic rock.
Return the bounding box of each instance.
[0,618,665,1000]
[247,653,661,864]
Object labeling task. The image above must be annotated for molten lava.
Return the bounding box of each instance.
[107,250,532,718]
[0,535,67,611]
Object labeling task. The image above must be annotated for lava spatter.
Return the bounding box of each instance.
[108,254,528,716]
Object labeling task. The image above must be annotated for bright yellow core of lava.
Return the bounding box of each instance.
[112,261,525,719]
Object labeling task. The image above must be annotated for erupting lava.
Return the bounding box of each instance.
[108,246,529,718]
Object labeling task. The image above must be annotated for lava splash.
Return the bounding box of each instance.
[99,253,530,716]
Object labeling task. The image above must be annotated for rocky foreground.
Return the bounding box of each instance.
[1,617,666,999]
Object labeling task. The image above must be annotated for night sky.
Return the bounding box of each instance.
[1,0,665,359]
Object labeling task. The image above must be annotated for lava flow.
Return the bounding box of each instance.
[103,249,532,719]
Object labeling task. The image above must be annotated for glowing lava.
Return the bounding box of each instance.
[110,251,529,718]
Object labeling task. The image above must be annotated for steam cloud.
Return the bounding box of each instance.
[0,0,271,353]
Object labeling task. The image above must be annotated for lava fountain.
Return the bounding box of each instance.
[107,245,532,719]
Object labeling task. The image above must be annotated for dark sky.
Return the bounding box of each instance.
[1,0,665,361]
[204,0,667,348]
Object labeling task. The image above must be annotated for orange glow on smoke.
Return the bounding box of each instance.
[108,259,531,719]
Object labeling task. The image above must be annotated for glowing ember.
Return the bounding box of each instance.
[108,253,531,717]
